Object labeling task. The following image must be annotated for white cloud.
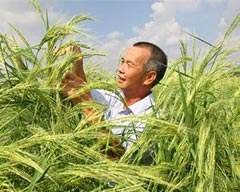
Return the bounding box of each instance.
[217,0,240,40]
[129,0,201,59]
[218,17,227,29]
[216,0,240,63]
[91,31,127,71]
[151,0,200,20]
[0,0,65,45]
[224,0,240,24]
[97,0,240,72]
[96,0,201,71]
[1,0,238,72]
[100,0,240,71]
[205,0,224,5]
[107,32,123,40]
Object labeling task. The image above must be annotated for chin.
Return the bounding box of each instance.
[117,85,123,89]
[117,82,123,88]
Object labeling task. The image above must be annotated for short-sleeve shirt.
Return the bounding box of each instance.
[91,89,155,149]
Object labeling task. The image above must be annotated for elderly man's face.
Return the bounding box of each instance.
[117,46,150,93]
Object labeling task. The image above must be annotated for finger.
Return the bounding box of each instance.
[72,45,81,53]
[61,78,67,85]
[64,72,77,79]
[61,73,73,85]
[61,73,74,84]
[61,77,78,88]
[64,72,84,84]
[54,46,66,56]
[53,46,59,54]
[61,74,70,84]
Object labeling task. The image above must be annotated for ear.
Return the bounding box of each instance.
[143,71,157,86]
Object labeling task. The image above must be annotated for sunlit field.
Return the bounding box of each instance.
[0,1,239,191]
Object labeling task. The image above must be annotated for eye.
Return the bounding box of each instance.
[120,58,136,69]
[126,62,134,68]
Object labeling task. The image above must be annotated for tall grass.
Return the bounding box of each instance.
[0,1,240,191]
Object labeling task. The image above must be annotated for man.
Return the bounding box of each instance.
[61,42,167,158]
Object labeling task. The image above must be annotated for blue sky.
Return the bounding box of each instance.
[0,0,239,71]
[58,0,226,42]
[56,0,159,40]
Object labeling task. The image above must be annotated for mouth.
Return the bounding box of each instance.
[118,75,126,82]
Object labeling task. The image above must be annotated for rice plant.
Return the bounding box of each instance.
[0,1,239,191]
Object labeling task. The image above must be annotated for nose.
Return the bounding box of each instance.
[118,61,126,74]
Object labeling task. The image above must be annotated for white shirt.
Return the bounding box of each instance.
[91,89,155,149]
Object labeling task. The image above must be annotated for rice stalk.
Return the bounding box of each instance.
[0,1,239,191]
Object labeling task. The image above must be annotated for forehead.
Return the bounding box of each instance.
[123,46,150,63]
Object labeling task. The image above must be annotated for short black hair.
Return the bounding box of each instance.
[133,41,168,87]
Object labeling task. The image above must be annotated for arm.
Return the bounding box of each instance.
[60,45,94,117]
[61,72,89,104]
[70,45,87,82]
[60,46,125,158]
[55,44,87,81]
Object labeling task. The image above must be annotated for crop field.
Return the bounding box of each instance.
[0,1,239,191]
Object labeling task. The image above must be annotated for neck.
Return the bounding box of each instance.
[122,89,151,107]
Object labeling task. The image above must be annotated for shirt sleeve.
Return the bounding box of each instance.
[90,89,112,105]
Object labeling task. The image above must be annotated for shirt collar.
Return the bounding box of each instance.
[126,92,155,115]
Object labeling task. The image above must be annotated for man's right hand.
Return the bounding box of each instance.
[61,72,86,104]
[54,44,82,56]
